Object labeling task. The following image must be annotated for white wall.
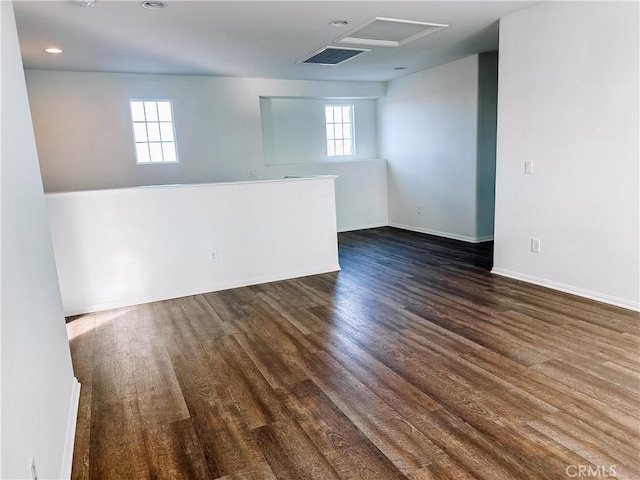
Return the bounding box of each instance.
[476,52,499,240]
[265,159,388,232]
[25,70,387,231]
[1,3,78,478]
[261,97,378,165]
[378,54,496,242]
[493,1,640,310]
[46,177,340,315]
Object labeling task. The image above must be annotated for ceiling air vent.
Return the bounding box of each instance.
[336,17,449,48]
[297,46,370,66]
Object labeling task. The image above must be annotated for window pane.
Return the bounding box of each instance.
[334,107,342,123]
[130,99,179,164]
[159,122,174,141]
[157,102,172,122]
[342,106,351,122]
[136,143,150,163]
[133,123,148,142]
[149,142,163,162]
[162,142,176,162]
[130,101,145,121]
[324,104,354,157]
[146,122,161,141]
[326,124,334,140]
[325,106,333,123]
[144,101,158,121]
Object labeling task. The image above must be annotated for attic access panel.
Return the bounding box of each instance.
[297,46,370,65]
[336,17,449,47]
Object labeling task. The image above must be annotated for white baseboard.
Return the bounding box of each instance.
[63,264,341,316]
[491,267,640,312]
[474,234,495,243]
[337,222,388,233]
[389,223,494,243]
[60,377,81,480]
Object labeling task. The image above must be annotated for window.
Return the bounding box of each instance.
[325,104,355,157]
[130,100,178,164]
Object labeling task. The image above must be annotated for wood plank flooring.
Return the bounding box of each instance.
[66,227,640,479]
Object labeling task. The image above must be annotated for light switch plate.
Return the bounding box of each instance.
[524,161,533,174]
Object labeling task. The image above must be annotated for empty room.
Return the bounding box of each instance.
[2,1,639,479]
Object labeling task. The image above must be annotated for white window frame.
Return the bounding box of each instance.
[129,99,179,164]
[325,104,355,157]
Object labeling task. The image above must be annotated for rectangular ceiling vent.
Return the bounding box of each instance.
[297,46,370,66]
[336,17,449,48]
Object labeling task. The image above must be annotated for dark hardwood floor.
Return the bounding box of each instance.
[66,227,640,479]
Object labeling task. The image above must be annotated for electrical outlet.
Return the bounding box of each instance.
[30,457,38,480]
[531,238,541,253]
[247,169,257,178]
[417,206,422,215]
[210,250,218,262]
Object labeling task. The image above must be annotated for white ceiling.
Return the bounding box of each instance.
[14,1,537,82]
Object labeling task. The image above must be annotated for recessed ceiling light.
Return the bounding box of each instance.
[141,1,166,9]
[44,47,63,54]
[329,20,349,27]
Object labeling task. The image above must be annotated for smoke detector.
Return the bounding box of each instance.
[141,1,167,9]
